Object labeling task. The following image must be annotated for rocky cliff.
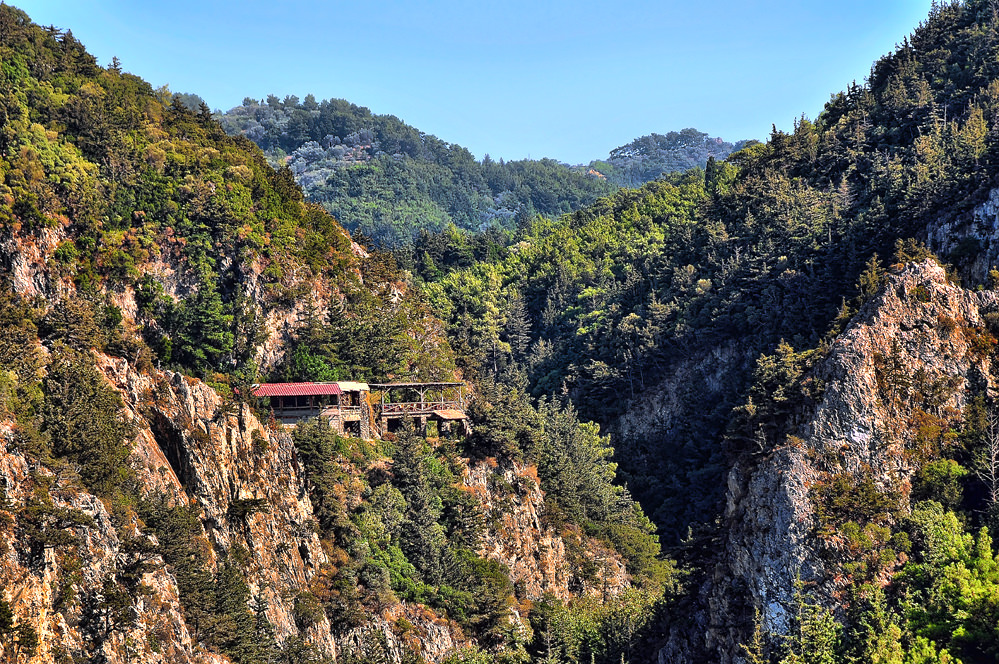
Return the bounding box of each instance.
[662,259,999,663]
[466,460,628,602]
[0,352,629,663]
[929,186,999,284]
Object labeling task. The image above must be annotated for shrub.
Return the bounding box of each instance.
[292,591,324,630]
[251,429,269,454]
[228,498,270,520]
[964,325,997,360]
[910,284,932,303]
[912,459,968,510]
[937,313,958,336]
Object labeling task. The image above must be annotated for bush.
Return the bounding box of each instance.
[912,459,967,510]
[292,591,324,630]
[228,498,270,520]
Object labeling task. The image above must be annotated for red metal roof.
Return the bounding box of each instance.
[252,382,342,397]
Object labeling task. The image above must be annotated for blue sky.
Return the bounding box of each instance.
[16,1,934,164]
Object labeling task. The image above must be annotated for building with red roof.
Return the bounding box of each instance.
[250,380,468,439]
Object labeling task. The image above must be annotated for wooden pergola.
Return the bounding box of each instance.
[368,382,469,436]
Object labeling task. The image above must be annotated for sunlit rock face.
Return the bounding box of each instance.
[664,259,999,663]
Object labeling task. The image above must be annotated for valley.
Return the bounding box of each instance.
[4,2,999,663]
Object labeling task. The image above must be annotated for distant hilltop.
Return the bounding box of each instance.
[213,94,751,244]
[588,128,752,187]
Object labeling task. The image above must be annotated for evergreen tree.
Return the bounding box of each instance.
[393,424,453,585]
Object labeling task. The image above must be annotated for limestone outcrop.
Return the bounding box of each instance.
[664,259,999,662]
[1,353,627,663]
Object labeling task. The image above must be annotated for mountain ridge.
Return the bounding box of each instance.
[216,96,746,245]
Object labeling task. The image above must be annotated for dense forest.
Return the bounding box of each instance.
[217,98,617,245]
[217,98,742,247]
[406,0,999,541]
[404,0,999,660]
[589,128,748,187]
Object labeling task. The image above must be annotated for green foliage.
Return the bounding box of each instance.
[0,599,38,664]
[292,592,324,630]
[527,590,662,664]
[219,96,619,245]
[465,377,542,461]
[779,582,840,664]
[600,128,748,187]
[171,280,234,373]
[211,556,279,664]
[467,380,671,590]
[912,459,968,510]
[279,276,454,383]
[407,0,999,555]
[0,5,455,382]
[730,340,822,456]
[291,418,354,534]
[839,585,904,664]
[291,413,665,654]
[18,2,999,660]
[741,609,769,664]
[0,7,664,661]
[392,425,460,585]
[441,646,494,664]
[140,495,281,663]
[17,481,95,556]
[139,497,216,639]
[227,497,270,520]
[858,254,886,302]
[900,500,999,662]
[763,487,999,664]
[292,418,520,642]
[41,346,136,498]
[812,474,901,538]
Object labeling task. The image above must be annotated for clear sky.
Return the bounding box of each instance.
[15,1,934,164]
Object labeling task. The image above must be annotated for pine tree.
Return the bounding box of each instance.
[393,423,452,585]
[780,580,840,664]
[503,293,532,360]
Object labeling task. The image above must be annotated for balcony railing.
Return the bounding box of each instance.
[380,400,463,416]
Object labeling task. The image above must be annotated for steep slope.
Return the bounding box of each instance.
[2,348,636,663]
[667,258,995,661]
[0,6,664,663]
[421,0,999,543]
[0,5,457,385]
[395,2,999,660]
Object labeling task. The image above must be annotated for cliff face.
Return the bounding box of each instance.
[665,259,999,663]
[467,461,628,602]
[0,420,207,664]
[0,216,356,377]
[1,353,628,664]
[928,186,999,283]
[97,354,336,650]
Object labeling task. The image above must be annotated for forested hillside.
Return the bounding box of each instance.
[411,1,999,660]
[0,6,667,664]
[415,0,999,540]
[14,0,999,662]
[218,98,618,245]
